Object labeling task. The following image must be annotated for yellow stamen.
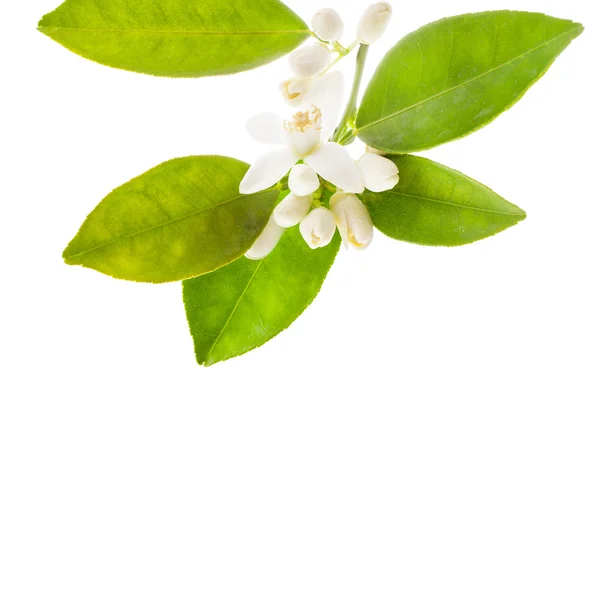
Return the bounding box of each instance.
[284,105,323,133]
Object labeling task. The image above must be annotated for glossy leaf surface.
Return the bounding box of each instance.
[183,227,340,366]
[357,11,583,153]
[38,0,309,77]
[360,155,526,246]
[63,156,278,283]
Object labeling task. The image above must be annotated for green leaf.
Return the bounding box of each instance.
[360,155,526,246]
[38,0,309,77]
[183,227,340,366]
[63,156,278,283]
[357,11,583,153]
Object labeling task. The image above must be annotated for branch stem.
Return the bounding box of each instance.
[322,40,359,75]
[332,44,369,143]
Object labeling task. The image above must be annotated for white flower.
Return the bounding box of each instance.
[289,164,320,196]
[358,153,399,192]
[357,2,393,45]
[280,77,313,106]
[273,194,312,228]
[330,192,374,249]
[312,8,344,42]
[300,207,337,249]
[245,215,284,260]
[288,43,331,78]
[240,72,364,196]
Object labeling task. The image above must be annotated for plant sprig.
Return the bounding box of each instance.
[38,1,584,365]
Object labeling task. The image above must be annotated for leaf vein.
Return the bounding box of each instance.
[358,27,580,132]
[205,260,265,361]
[386,190,522,217]
[39,26,308,36]
[65,192,251,260]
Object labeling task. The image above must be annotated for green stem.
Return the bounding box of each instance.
[332,44,369,143]
[322,40,359,75]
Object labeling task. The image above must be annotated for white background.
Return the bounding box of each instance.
[1,1,599,598]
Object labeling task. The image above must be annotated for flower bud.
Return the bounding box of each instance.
[365,144,385,156]
[273,194,312,228]
[288,43,330,78]
[311,8,344,42]
[357,2,393,45]
[330,193,374,249]
[358,153,399,192]
[245,215,284,260]
[280,77,312,106]
[289,164,320,197]
[300,207,337,249]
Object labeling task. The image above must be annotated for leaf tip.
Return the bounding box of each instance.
[37,8,54,33]
[62,240,81,266]
[201,354,221,368]
[516,202,527,219]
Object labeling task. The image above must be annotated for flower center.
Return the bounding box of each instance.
[285,105,323,133]
[284,105,323,157]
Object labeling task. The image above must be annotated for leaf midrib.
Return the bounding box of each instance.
[39,26,307,36]
[204,260,265,363]
[65,192,253,260]
[378,190,524,217]
[357,26,580,132]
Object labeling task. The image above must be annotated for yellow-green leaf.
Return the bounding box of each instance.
[360,155,526,246]
[357,11,583,153]
[38,0,309,77]
[63,156,278,283]
[183,227,340,366]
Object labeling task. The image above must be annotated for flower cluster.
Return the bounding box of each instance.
[241,3,399,260]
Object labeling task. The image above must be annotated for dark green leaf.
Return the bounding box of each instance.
[38,0,309,77]
[361,155,526,246]
[183,227,340,366]
[63,156,278,283]
[357,11,583,153]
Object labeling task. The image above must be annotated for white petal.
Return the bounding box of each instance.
[246,113,286,145]
[304,71,344,136]
[299,207,337,249]
[273,194,312,228]
[288,164,320,197]
[358,153,399,192]
[285,122,322,157]
[330,193,374,249]
[305,142,365,193]
[245,216,284,260]
[289,43,331,78]
[239,148,297,195]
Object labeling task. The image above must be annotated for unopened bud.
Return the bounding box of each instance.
[288,43,331,78]
[300,207,337,249]
[273,194,312,228]
[245,215,284,260]
[311,8,344,42]
[365,144,385,156]
[280,77,312,106]
[358,153,399,192]
[357,2,393,45]
[289,164,320,197]
[330,193,374,249]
